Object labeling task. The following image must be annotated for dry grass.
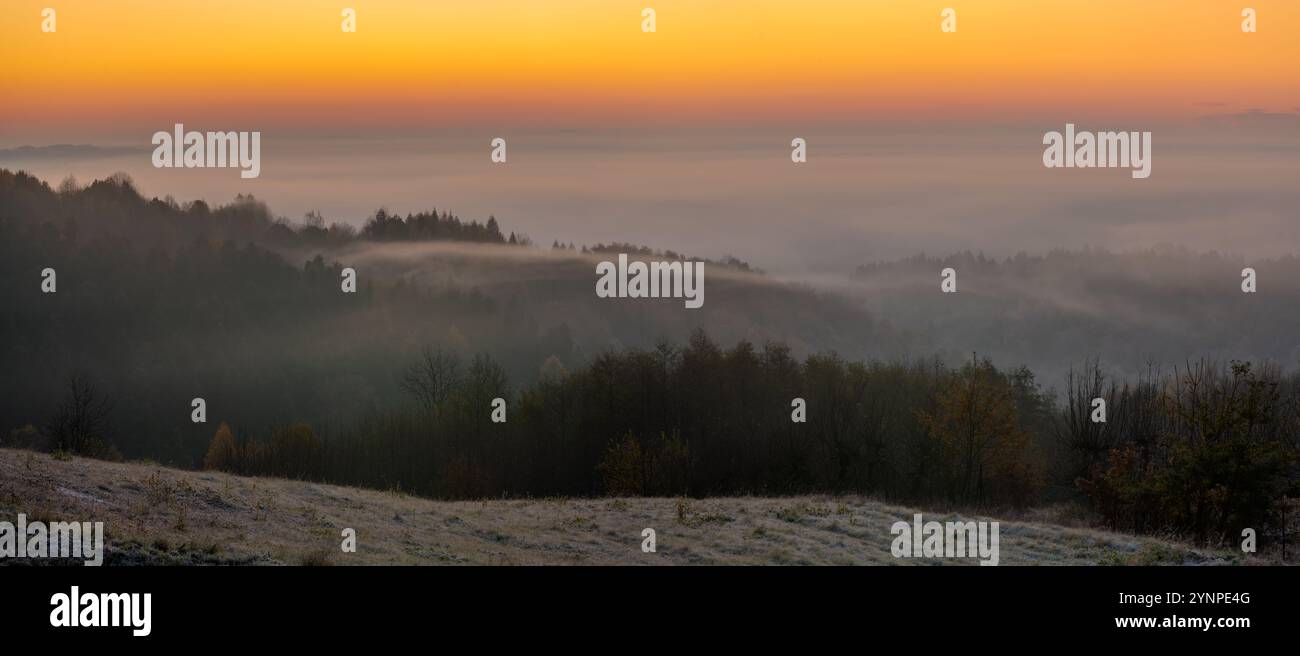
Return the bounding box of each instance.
[0,447,1258,566]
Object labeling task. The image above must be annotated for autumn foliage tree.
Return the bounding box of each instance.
[202,422,240,472]
[918,356,1043,506]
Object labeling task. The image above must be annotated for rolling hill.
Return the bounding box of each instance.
[0,447,1252,566]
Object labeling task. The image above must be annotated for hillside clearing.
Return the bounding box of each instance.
[0,448,1250,566]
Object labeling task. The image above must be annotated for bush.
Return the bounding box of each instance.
[597,431,690,497]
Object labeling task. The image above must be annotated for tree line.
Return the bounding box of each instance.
[0,169,527,253]
[186,333,1299,546]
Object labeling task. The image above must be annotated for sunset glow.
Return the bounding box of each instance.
[4,0,1298,137]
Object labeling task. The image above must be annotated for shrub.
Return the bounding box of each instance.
[598,432,647,496]
[597,431,690,497]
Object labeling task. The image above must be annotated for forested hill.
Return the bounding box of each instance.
[0,169,513,251]
[0,170,896,466]
[0,169,758,271]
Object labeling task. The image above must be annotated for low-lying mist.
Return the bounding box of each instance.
[2,168,1298,470]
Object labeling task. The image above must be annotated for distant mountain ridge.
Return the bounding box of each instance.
[0,144,141,159]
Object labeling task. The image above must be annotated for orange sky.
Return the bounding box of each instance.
[3,0,1298,136]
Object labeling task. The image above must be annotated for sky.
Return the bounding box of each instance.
[2,1,1298,273]
[3,0,1298,137]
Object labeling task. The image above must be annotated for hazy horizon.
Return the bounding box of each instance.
[3,121,1298,276]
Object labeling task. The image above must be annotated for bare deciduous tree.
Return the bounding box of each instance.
[46,374,113,454]
[401,348,460,418]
